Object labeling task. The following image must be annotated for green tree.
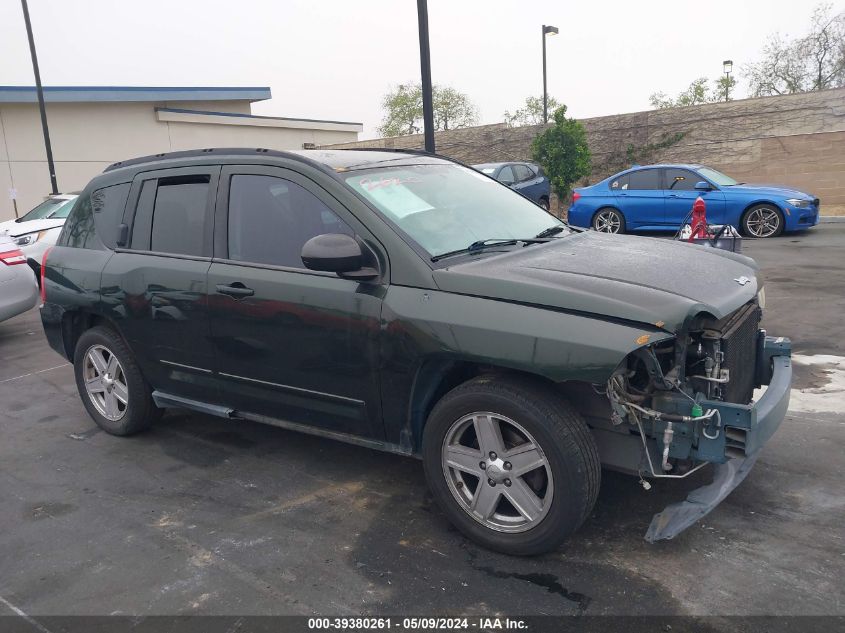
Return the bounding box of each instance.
[503,95,561,127]
[433,86,478,131]
[378,84,423,137]
[745,3,845,96]
[531,105,591,198]
[649,77,731,109]
[378,84,478,137]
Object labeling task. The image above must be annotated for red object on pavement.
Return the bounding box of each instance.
[688,196,709,241]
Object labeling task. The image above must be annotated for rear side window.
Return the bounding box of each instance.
[497,165,516,184]
[58,184,130,250]
[129,175,210,256]
[626,169,660,190]
[227,174,353,268]
[610,174,629,190]
[60,194,99,249]
[513,164,533,182]
[91,183,130,249]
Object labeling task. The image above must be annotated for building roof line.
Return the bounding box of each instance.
[155,107,362,127]
[0,86,271,103]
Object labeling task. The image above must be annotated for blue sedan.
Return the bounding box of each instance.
[568,164,820,238]
[474,162,552,209]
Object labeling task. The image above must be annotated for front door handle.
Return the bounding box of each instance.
[216,282,254,298]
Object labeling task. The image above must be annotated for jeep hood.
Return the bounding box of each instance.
[432,231,760,333]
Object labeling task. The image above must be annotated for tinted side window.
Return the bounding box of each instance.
[130,180,156,250]
[91,183,130,249]
[60,194,103,250]
[626,169,660,190]
[513,164,533,182]
[497,165,515,184]
[227,174,353,268]
[610,174,630,190]
[130,177,209,255]
[664,168,699,191]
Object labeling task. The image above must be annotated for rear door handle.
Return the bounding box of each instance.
[216,283,254,298]
[668,193,680,198]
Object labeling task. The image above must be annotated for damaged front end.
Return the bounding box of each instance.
[601,300,792,541]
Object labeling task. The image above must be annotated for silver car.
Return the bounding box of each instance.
[0,234,39,322]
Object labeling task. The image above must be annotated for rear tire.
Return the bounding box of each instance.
[422,375,600,555]
[539,197,550,211]
[592,208,626,234]
[73,326,161,436]
[741,204,784,238]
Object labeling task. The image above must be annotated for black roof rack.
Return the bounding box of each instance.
[103,147,293,173]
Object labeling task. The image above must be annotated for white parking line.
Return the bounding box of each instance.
[0,364,70,385]
[0,594,53,633]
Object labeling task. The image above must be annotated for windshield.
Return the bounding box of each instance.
[344,164,563,258]
[19,197,76,222]
[697,167,738,187]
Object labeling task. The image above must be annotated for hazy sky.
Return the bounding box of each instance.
[1,0,840,138]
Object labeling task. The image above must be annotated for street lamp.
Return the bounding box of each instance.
[723,59,733,102]
[21,0,58,195]
[542,24,558,124]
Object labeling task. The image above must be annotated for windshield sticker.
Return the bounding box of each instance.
[350,175,434,219]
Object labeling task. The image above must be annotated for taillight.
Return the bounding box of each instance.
[40,247,52,303]
[0,248,27,266]
[572,191,581,204]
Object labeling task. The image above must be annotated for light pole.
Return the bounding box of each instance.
[723,59,733,102]
[21,0,58,195]
[417,0,435,153]
[542,24,558,124]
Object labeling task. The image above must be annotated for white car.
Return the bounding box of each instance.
[0,234,39,322]
[0,194,78,263]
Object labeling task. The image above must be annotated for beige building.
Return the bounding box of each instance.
[0,86,362,221]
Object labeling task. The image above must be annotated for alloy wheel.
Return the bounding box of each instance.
[745,207,781,238]
[83,344,129,421]
[594,209,622,233]
[441,412,554,533]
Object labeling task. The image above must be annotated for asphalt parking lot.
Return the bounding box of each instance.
[1,220,843,620]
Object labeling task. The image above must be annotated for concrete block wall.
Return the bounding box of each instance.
[325,87,845,214]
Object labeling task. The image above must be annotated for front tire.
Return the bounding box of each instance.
[422,375,600,555]
[73,326,161,436]
[538,197,550,211]
[741,204,784,238]
[592,207,626,234]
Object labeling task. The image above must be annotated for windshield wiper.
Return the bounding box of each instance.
[534,225,566,238]
[431,239,519,262]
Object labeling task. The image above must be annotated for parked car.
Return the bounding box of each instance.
[568,164,819,238]
[0,194,79,262]
[474,162,551,209]
[40,148,791,555]
[0,234,38,323]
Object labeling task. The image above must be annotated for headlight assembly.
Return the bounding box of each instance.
[785,198,810,208]
[13,230,47,247]
[757,287,766,309]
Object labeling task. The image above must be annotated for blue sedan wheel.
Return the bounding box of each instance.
[742,204,784,238]
[592,208,625,234]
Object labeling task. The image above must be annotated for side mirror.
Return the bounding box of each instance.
[695,181,713,191]
[301,234,379,280]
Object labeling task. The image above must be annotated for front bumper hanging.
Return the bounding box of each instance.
[645,336,792,542]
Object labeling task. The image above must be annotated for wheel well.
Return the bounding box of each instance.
[741,201,783,221]
[60,311,123,361]
[591,206,622,225]
[408,360,560,453]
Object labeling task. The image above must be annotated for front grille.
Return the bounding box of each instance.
[720,303,761,404]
